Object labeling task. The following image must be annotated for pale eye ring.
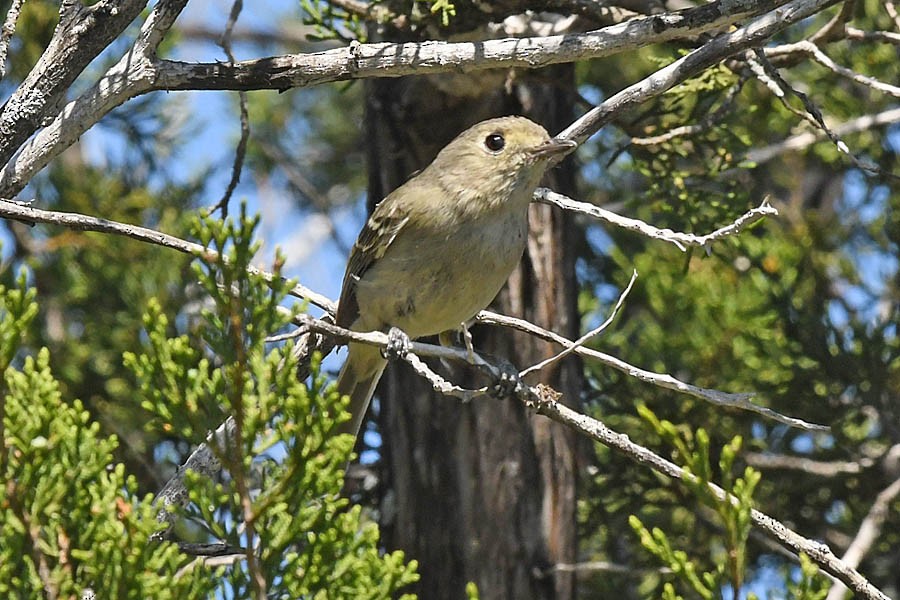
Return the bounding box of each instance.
[484,133,505,152]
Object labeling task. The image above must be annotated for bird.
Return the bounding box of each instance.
[334,115,575,440]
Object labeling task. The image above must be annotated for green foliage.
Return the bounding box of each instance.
[299,0,369,41]
[428,0,456,27]
[465,581,480,600]
[245,82,366,216]
[0,209,417,597]
[0,279,213,598]
[787,554,829,600]
[0,270,38,371]
[1,0,58,81]
[22,164,197,492]
[126,205,418,597]
[629,406,762,598]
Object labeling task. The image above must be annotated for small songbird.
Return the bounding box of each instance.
[335,116,576,439]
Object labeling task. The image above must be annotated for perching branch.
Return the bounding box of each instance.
[475,309,827,431]
[286,315,883,600]
[0,193,811,429]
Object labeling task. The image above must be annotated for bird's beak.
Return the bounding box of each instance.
[529,138,578,158]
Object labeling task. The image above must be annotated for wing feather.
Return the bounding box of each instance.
[335,196,410,329]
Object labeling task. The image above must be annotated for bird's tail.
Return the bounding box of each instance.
[335,342,387,440]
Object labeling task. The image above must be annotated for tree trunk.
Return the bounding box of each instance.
[363,59,582,599]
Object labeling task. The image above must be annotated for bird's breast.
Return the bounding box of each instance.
[355,206,528,337]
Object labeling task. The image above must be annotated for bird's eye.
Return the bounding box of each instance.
[484,133,505,152]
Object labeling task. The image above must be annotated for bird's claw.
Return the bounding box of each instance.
[491,365,523,399]
[383,327,411,360]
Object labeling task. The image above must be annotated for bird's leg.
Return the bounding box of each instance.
[383,326,411,361]
[459,321,477,364]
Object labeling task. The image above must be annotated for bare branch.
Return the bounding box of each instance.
[0,0,798,198]
[767,40,900,98]
[0,199,336,313]
[0,0,149,167]
[745,48,896,179]
[557,0,841,143]
[0,0,25,80]
[845,27,900,44]
[152,418,232,539]
[475,309,828,431]
[825,477,900,600]
[744,452,870,476]
[534,189,779,251]
[746,107,900,164]
[526,386,887,599]
[519,269,638,377]
[151,0,789,93]
[0,0,194,199]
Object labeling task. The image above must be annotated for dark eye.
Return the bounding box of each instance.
[484,133,505,152]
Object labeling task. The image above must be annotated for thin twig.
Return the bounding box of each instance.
[809,0,854,43]
[475,309,828,431]
[520,269,638,377]
[845,27,900,44]
[745,107,900,164]
[744,452,870,476]
[746,49,898,179]
[535,189,779,252]
[0,0,25,80]
[767,40,900,98]
[208,0,250,219]
[824,476,900,600]
[556,0,841,144]
[0,199,336,313]
[629,78,747,146]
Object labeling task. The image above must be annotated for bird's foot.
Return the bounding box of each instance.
[383,327,411,361]
[490,362,524,399]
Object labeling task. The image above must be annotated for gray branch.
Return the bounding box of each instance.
[0,0,148,167]
[0,199,335,312]
[0,0,800,198]
[557,0,841,143]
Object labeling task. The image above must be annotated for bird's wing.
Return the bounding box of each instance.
[335,195,410,329]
